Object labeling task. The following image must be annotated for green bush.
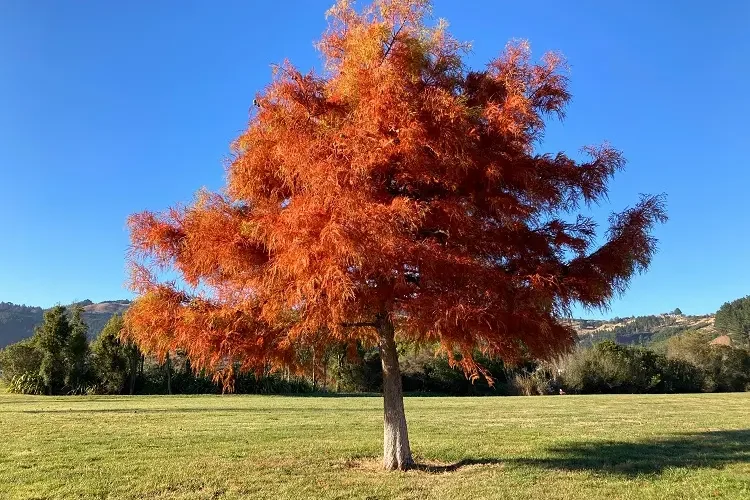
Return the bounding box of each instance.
[0,339,42,384]
[658,357,704,393]
[399,346,508,395]
[666,331,750,392]
[562,341,703,394]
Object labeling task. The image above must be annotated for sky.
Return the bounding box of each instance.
[1,1,748,318]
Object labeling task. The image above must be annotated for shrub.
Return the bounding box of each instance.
[509,372,536,396]
[667,331,750,392]
[8,372,46,395]
[399,346,508,395]
[658,357,703,393]
[508,367,557,396]
[0,339,42,384]
[563,341,665,394]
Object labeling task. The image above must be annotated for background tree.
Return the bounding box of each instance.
[666,330,750,391]
[34,305,71,395]
[0,338,42,385]
[65,305,90,391]
[715,296,750,348]
[91,314,130,394]
[124,0,666,470]
[672,308,683,316]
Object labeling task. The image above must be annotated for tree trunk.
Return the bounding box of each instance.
[311,349,317,389]
[166,352,172,395]
[378,316,413,470]
[336,351,343,393]
[322,351,328,391]
[129,353,137,395]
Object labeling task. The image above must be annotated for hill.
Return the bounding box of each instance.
[0,300,721,351]
[0,300,130,348]
[570,313,716,348]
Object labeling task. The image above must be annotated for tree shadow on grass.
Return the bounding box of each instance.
[510,429,750,477]
[407,430,750,476]
[411,458,505,473]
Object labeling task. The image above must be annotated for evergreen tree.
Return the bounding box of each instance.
[0,338,42,385]
[34,305,71,395]
[91,314,129,394]
[65,305,90,391]
[126,341,140,395]
[715,296,750,348]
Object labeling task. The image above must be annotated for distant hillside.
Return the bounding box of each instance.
[0,300,721,351]
[570,313,716,348]
[0,300,130,348]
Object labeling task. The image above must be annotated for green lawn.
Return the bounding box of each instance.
[1,393,749,499]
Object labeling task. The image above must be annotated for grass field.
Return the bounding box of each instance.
[1,393,749,499]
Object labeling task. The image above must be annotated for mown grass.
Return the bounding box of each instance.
[1,393,749,499]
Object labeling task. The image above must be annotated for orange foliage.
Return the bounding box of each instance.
[124,0,666,384]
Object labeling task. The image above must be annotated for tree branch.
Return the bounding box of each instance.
[381,23,405,64]
[341,321,378,328]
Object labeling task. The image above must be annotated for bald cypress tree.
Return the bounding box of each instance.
[124,0,666,469]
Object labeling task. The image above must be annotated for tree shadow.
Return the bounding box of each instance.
[408,430,750,476]
[411,457,505,473]
[511,429,750,477]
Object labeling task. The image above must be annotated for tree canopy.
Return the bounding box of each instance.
[715,296,750,348]
[66,306,90,389]
[91,314,133,395]
[35,306,71,395]
[124,0,666,469]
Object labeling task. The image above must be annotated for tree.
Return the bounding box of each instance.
[715,296,750,348]
[0,338,42,384]
[124,0,666,470]
[562,341,703,394]
[672,308,683,316]
[65,305,90,391]
[666,330,750,391]
[34,305,71,395]
[91,314,130,394]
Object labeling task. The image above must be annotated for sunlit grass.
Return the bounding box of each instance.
[1,393,749,499]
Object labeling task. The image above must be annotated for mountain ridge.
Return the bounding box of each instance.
[0,299,719,350]
[569,312,717,348]
[0,299,130,348]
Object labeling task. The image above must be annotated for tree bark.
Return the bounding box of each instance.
[322,354,328,391]
[311,349,316,389]
[378,315,413,470]
[166,352,172,395]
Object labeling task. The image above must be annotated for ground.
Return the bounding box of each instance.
[1,393,749,499]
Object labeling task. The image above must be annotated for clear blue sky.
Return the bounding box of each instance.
[1,1,748,318]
